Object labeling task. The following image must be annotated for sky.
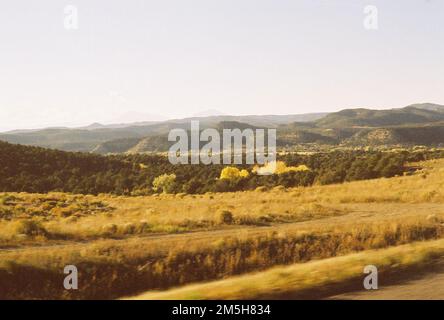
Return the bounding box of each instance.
[0,0,443,131]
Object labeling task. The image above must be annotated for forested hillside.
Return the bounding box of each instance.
[0,141,440,195]
[315,104,444,128]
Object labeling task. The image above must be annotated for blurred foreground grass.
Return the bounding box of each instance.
[128,238,444,300]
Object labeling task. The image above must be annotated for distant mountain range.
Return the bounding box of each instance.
[0,112,327,152]
[2,103,444,153]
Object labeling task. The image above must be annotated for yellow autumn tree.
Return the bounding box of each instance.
[239,169,249,178]
[253,161,310,175]
[220,167,249,180]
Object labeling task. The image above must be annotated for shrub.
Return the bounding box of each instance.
[219,210,234,225]
[50,207,73,218]
[130,188,151,196]
[272,185,286,192]
[102,223,118,235]
[0,194,20,206]
[237,215,268,226]
[12,219,48,237]
[255,186,268,192]
[137,221,151,233]
[122,223,137,235]
[152,174,177,194]
[0,207,14,220]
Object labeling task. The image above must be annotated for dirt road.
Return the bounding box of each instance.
[1,202,442,254]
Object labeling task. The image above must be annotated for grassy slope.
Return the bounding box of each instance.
[2,213,443,299]
[128,239,444,300]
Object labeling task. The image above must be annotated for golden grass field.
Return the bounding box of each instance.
[2,158,444,299]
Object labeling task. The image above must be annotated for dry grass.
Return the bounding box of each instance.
[2,158,444,299]
[128,238,444,300]
[0,193,347,245]
[2,158,444,245]
[0,214,443,299]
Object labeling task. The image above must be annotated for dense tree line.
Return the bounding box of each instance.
[0,141,442,195]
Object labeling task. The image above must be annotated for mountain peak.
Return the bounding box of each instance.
[83,122,105,130]
[192,109,226,117]
[406,103,444,112]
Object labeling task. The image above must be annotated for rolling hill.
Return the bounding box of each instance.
[345,124,444,146]
[280,103,444,148]
[3,103,444,153]
[315,104,444,128]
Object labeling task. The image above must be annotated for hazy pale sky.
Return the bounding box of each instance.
[1,0,443,130]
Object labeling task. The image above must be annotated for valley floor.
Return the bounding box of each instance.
[2,158,444,299]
